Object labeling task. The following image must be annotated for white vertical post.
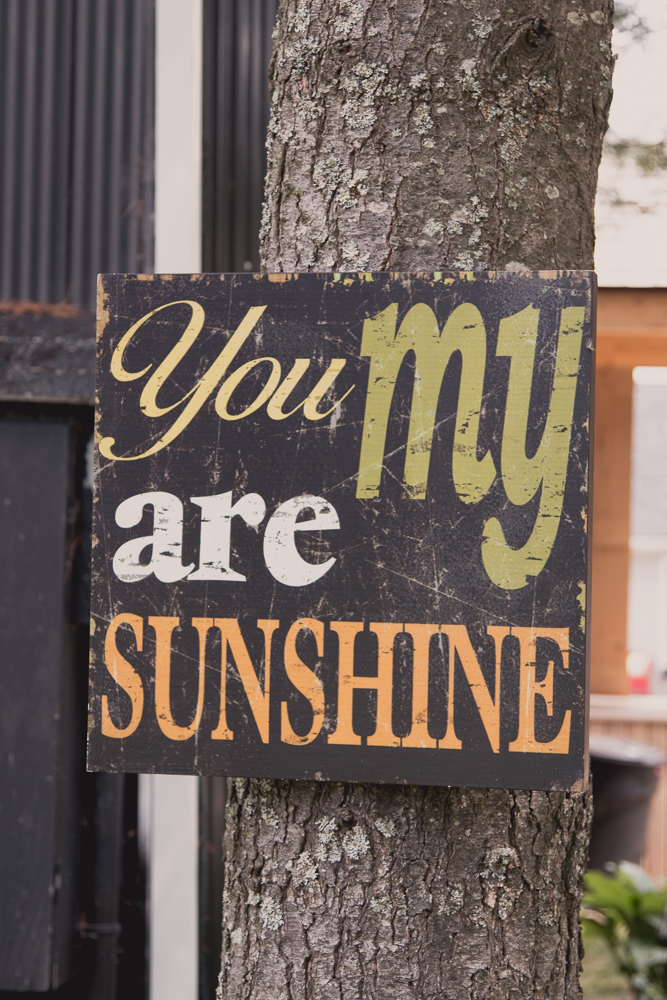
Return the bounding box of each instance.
[142,3,203,1000]
[154,0,203,274]
[140,774,200,1000]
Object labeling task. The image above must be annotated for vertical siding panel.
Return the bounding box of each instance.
[35,0,73,302]
[248,0,265,266]
[216,0,235,272]
[107,0,127,272]
[1,0,21,298]
[49,0,75,303]
[17,0,42,299]
[35,0,57,301]
[140,1,155,273]
[0,0,154,308]
[202,0,278,273]
[126,0,144,270]
[18,1,38,301]
[0,2,6,288]
[88,0,111,292]
[233,0,250,269]
[68,0,91,305]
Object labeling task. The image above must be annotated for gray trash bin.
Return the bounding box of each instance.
[589,733,665,869]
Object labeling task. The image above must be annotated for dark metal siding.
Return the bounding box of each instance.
[0,0,155,311]
[202,0,278,273]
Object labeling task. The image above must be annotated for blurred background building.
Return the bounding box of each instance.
[0,1,665,998]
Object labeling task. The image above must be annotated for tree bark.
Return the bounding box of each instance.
[219,1,613,998]
[259,0,613,274]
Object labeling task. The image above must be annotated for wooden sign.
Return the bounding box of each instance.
[88,271,594,791]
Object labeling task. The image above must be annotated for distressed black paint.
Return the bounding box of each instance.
[88,270,593,791]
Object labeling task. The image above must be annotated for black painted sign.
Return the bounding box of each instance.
[88,271,594,790]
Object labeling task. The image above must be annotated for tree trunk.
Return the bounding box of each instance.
[219,2,613,998]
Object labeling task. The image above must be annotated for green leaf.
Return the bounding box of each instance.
[619,861,657,895]
[637,895,667,919]
[582,863,667,996]
[581,916,613,944]
[629,971,666,1000]
[627,941,667,974]
[584,870,637,919]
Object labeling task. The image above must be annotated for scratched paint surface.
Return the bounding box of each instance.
[88,271,594,790]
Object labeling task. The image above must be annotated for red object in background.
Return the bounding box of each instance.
[627,651,653,694]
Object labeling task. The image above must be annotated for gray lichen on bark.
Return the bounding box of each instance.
[260,0,614,273]
[219,1,612,997]
[221,780,593,999]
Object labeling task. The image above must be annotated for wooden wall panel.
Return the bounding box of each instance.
[590,367,633,694]
[591,289,667,694]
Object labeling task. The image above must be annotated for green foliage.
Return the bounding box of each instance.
[581,927,633,1000]
[606,139,667,176]
[583,863,667,1000]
